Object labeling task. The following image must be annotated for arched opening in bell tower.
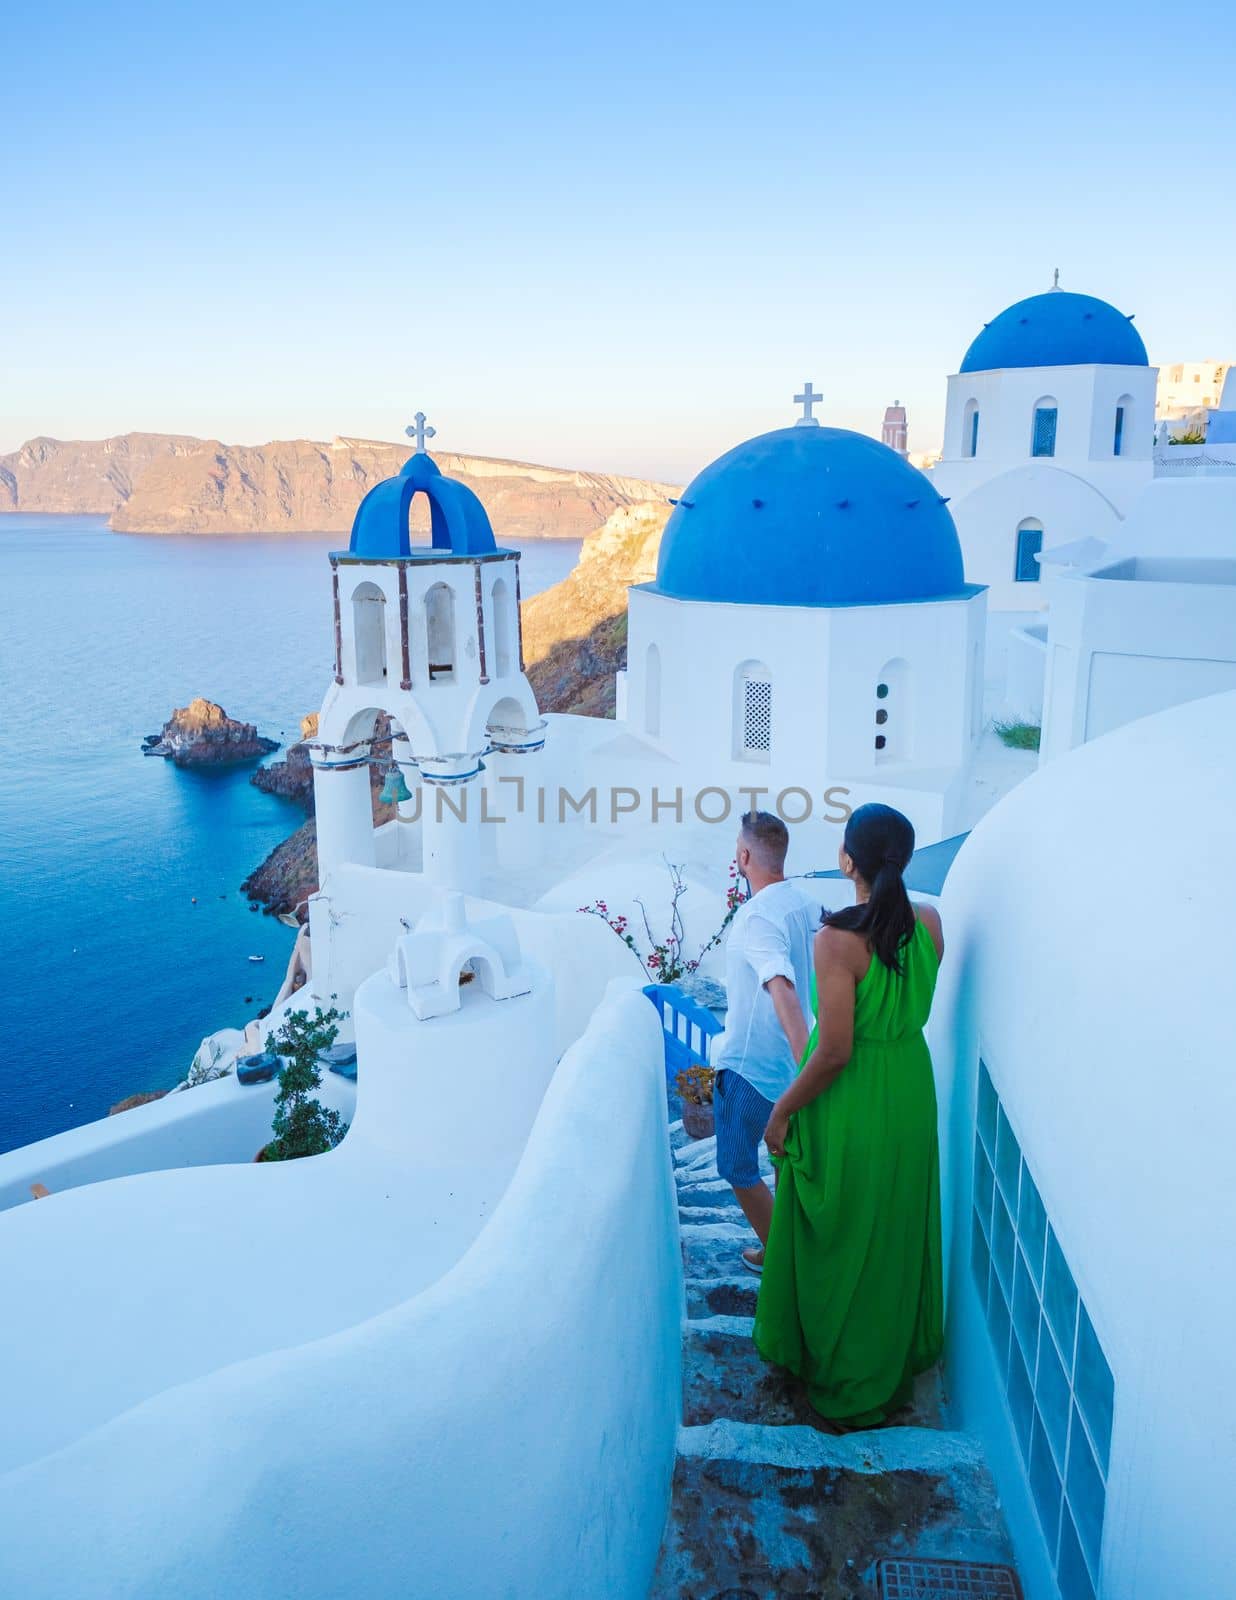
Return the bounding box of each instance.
[425,583,456,681]
[351,581,388,685]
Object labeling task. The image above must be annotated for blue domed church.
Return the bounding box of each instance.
[622,396,988,839]
[931,278,1157,611]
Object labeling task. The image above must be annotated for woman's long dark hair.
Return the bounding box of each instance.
[824,803,917,974]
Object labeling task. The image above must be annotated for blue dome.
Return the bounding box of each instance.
[960,290,1148,374]
[652,426,970,608]
[348,451,498,559]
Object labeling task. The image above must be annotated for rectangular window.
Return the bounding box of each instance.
[973,1060,1113,1599]
[1113,406,1125,457]
[1032,407,1058,457]
[1016,525,1043,583]
[741,676,772,758]
[968,409,980,457]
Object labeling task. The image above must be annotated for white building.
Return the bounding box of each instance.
[932,283,1156,610]
[1037,474,1236,760]
[619,409,988,843]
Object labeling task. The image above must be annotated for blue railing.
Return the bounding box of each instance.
[643,984,722,1085]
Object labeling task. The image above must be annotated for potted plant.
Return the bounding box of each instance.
[256,1003,350,1162]
[675,1064,716,1142]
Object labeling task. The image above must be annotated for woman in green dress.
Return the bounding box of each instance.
[754,802,944,1430]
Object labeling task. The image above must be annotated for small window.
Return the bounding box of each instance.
[1113,406,1125,457]
[1016,523,1043,583]
[742,677,772,754]
[963,400,980,459]
[876,682,889,700]
[1032,406,1058,458]
[733,660,773,761]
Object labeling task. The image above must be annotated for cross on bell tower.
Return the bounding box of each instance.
[406,411,437,453]
[794,382,823,427]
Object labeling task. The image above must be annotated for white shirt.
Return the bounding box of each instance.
[712,879,821,1101]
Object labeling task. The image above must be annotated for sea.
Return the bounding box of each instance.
[0,515,582,1155]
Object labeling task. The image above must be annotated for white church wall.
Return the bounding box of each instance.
[0,981,679,1600]
[940,365,1155,477]
[937,465,1127,611]
[624,587,982,838]
[1004,624,1048,724]
[933,693,1236,1600]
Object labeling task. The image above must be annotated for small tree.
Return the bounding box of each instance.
[579,858,748,984]
[263,1004,349,1161]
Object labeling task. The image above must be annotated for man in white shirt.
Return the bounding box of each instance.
[711,811,820,1274]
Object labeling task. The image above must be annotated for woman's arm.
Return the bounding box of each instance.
[764,928,858,1154]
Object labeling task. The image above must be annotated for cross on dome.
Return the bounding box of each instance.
[794,382,823,427]
[1051,268,1061,291]
[406,411,437,453]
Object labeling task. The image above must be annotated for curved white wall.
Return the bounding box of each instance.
[931,690,1236,1598]
[0,979,680,1599]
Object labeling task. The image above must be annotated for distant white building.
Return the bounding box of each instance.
[931,281,1156,609]
[1156,358,1229,427]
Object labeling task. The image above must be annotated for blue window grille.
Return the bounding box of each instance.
[643,984,721,1092]
[1015,525,1043,583]
[973,1060,1113,1600]
[1032,407,1058,457]
[968,409,981,458]
[1113,406,1125,457]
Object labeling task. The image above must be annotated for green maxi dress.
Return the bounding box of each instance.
[753,918,944,1425]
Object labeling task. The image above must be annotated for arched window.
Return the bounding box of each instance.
[1031,399,1058,458]
[874,659,910,763]
[1113,395,1134,457]
[1015,519,1044,583]
[645,642,662,738]
[351,581,388,685]
[491,576,514,678]
[425,583,455,681]
[963,399,980,459]
[733,661,772,763]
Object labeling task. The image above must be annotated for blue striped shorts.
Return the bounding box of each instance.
[713,1069,774,1189]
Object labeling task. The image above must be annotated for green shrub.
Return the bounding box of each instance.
[994,720,1041,751]
[263,1004,349,1161]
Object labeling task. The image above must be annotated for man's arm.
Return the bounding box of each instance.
[766,975,809,1063]
[745,911,809,1061]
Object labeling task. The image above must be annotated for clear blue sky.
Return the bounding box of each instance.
[4,0,1233,481]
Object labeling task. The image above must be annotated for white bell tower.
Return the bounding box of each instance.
[310,415,545,893]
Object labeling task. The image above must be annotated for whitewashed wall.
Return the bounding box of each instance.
[0,979,681,1600]
[931,692,1236,1599]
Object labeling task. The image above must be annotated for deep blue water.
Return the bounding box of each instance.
[0,516,581,1154]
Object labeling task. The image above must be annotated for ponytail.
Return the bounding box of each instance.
[823,803,917,975]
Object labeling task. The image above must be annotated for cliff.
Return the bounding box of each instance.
[523,500,670,715]
[0,431,675,539]
[144,699,278,765]
[0,432,202,516]
[251,714,318,810]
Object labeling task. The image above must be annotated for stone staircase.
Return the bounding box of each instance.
[650,1124,1016,1600]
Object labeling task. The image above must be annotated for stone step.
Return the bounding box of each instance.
[649,1420,1015,1600]
[680,1221,756,1283]
[686,1273,759,1321]
[682,1321,946,1433]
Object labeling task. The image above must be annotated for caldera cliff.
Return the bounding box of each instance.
[0,431,675,539]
